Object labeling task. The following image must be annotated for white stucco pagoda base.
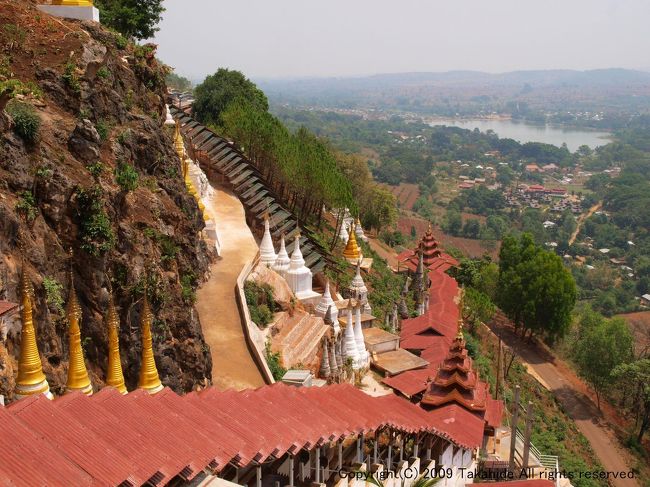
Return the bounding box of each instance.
[37,5,100,22]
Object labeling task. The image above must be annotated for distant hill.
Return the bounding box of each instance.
[258,69,650,95]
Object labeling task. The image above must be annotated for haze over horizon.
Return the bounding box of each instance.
[152,0,650,81]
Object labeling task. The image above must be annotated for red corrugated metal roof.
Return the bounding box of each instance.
[0,300,18,316]
[8,393,137,486]
[427,404,484,449]
[2,381,484,482]
[0,407,93,486]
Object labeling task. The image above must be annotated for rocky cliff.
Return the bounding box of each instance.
[0,0,213,400]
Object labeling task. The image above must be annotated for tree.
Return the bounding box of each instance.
[496,234,577,342]
[166,72,192,91]
[462,219,481,239]
[95,0,165,40]
[612,359,650,442]
[364,186,398,234]
[442,209,462,236]
[193,69,268,126]
[575,314,634,410]
[463,287,496,331]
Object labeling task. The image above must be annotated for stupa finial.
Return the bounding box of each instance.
[15,237,51,400]
[105,286,127,395]
[137,278,163,394]
[65,249,93,396]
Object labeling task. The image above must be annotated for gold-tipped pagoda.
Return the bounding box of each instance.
[14,261,52,400]
[105,293,127,394]
[65,273,93,396]
[342,223,362,261]
[137,291,163,394]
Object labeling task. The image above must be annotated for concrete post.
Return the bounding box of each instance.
[374,438,379,464]
[256,464,262,487]
[387,444,392,471]
[289,455,295,487]
[426,448,432,461]
[234,468,239,484]
[413,442,419,459]
[357,435,362,463]
[338,440,343,471]
[316,447,321,483]
[522,401,534,469]
[508,385,521,471]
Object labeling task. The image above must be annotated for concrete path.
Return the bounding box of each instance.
[488,318,640,487]
[195,185,265,390]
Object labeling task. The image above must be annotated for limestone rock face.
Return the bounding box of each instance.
[68,119,101,162]
[249,264,294,309]
[0,3,212,400]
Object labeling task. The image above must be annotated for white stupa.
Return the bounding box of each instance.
[353,305,369,367]
[164,105,175,126]
[272,234,291,276]
[338,222,349,243]
[285,234,320,302]
[342,305,360,369]
[349,259,372,314]
[355,218,368,242]
[259,214,277,267]
[314,280,340,334]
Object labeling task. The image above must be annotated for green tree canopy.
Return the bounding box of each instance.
[95,0,165,40]
[193,69,268,127]
[575,312,634,410]
[496,233,577,342]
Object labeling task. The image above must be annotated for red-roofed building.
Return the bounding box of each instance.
[397,226,459,274]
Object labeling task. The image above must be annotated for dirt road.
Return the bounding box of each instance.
[488,317,640,487]
[569,201,602,246]
[195,185,265,390]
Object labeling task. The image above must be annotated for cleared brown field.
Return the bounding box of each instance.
[618,310,650,354]
[389,183,420,211]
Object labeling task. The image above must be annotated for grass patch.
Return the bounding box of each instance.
[6,101,40,143]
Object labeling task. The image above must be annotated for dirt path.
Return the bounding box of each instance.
[569,201,602,246]
[195,186,265,390]
[487,318,640,487]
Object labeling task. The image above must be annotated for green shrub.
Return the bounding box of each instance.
[62,61,81,94]
[86,161,104,180]
[96,66,110,79]
[15,190,38,222]
[250,304,273,327]
[95,119,111,141]
[114,161,139,191]
[43,277,64,318]
[76,186,115,256]
[265,342,286,381]
[7,101,40,143]
[180,272,197,304]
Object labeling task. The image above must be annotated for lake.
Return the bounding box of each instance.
[427,118,611,152]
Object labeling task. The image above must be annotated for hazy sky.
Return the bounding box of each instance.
[152,0,650,81]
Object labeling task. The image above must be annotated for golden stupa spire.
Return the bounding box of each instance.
[456,287,465,341]
[174,120,185,162]
[15,248,52,400]
[342,223,362,260]
[137,283,163,394]
[105,290,127,395]
[65,254,93,396]
[52,0,94,5]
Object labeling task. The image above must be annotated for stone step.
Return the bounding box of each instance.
[286,316,328,366]
[277,312,314,349]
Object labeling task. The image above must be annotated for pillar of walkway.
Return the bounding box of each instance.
[373,437,379,464]
[338,440,343,471]
[315,447,321,483]
[357,435,363,463]
[256,464,262,487]
[522,401,534,469]
[289,455,295,487]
